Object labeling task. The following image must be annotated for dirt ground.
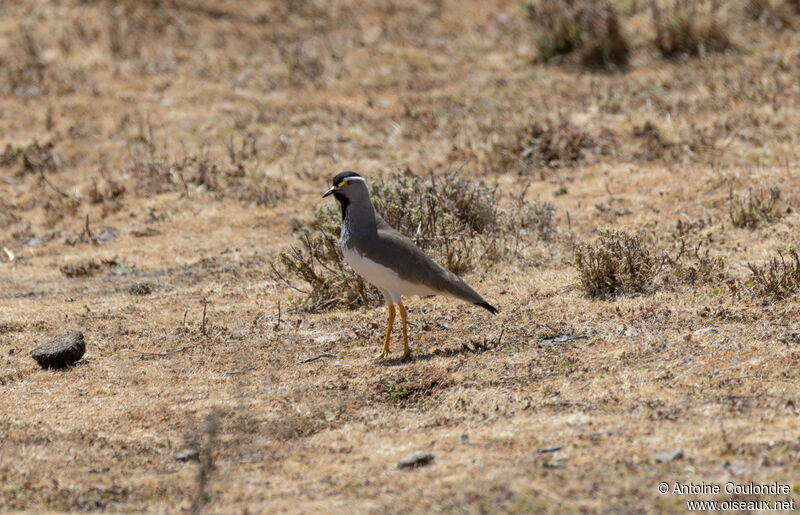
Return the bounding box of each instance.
[2,0,800,512]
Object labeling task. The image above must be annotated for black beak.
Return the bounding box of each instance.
[322,187,336,198]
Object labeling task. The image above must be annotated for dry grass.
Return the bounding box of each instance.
[573,229,666,297]
[525,0,630,70]
[1,0,799,512]
[747,249,800,299]
[745,0,799,28]
[574,226,729,298]
[666,240,728,286]
[0,140,60,175]
[651,0,734,58]
[515,117,602,170]
[728,186,784,229]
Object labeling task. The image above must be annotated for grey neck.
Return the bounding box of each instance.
[341,199,378,247]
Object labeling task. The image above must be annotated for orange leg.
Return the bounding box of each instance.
[377,304,395,359]
[398,301,411,358]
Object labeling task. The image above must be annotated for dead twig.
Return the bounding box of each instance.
[539,334,589,346]
[201,297,208,336]
[133,345,197,359]
[39,169,70,198]
[83,215,95,242]
[224,367,256,376]
[462,327,505,353]
[296,352,335,364]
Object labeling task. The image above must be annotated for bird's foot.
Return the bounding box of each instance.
[376,351,388,360]
[401,350,412,361]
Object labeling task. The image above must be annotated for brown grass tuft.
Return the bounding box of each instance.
[651,0,733,58]
[525,0,630,70]
[0,141,60,175]
[747,249,800,299]
[516,118,602,171]
[60,258,132,278]
[125,129,286,206]
[745,0,798,28]
[665,240,727,286]
[574,229,727,297]
[60,259,104,278]
[728,186,783,229]
[574,229,666,297]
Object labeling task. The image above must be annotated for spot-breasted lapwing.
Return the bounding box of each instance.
[323,171,498,359]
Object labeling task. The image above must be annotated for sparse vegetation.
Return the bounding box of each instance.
[651,0,733,58]
[525,0,630,70]
[747,249,800,299]
[525,0,745,67]
[728,186,783,228]
[0,141,60,175]
[665,240,727,286]
[125,130,287,206]
[59,259,104,278]
[574,229,666,297]
[632,121,677,160]
[515,118,602,170]
[574,229,728,297]
[59,258,132,278]
[745,0,798,28]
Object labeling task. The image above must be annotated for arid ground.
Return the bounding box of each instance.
[2,0,800,512]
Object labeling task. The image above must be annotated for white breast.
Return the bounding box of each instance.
[342,245,437,304]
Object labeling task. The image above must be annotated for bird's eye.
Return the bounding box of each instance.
[343,180,351,186]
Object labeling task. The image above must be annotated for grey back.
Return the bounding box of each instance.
[342,186,485,305]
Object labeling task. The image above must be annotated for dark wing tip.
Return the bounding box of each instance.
[475,301,498,315]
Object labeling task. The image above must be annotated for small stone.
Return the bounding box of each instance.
[31,331,85,369]
[397,451,434,469]
[173,449,199,462]
[537,445,562,454]
[543,458,565,468]
[129,282,154,296]
[654,450,683,463]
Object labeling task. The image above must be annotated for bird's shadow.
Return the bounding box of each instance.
[376,344,477,367]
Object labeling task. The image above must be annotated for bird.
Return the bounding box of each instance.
[322,171,498,360]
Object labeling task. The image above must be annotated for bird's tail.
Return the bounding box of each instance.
[474,301,498,315]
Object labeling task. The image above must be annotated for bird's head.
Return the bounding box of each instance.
[322,172,370,212]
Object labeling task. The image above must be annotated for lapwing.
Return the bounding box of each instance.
[323,171,498,359]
